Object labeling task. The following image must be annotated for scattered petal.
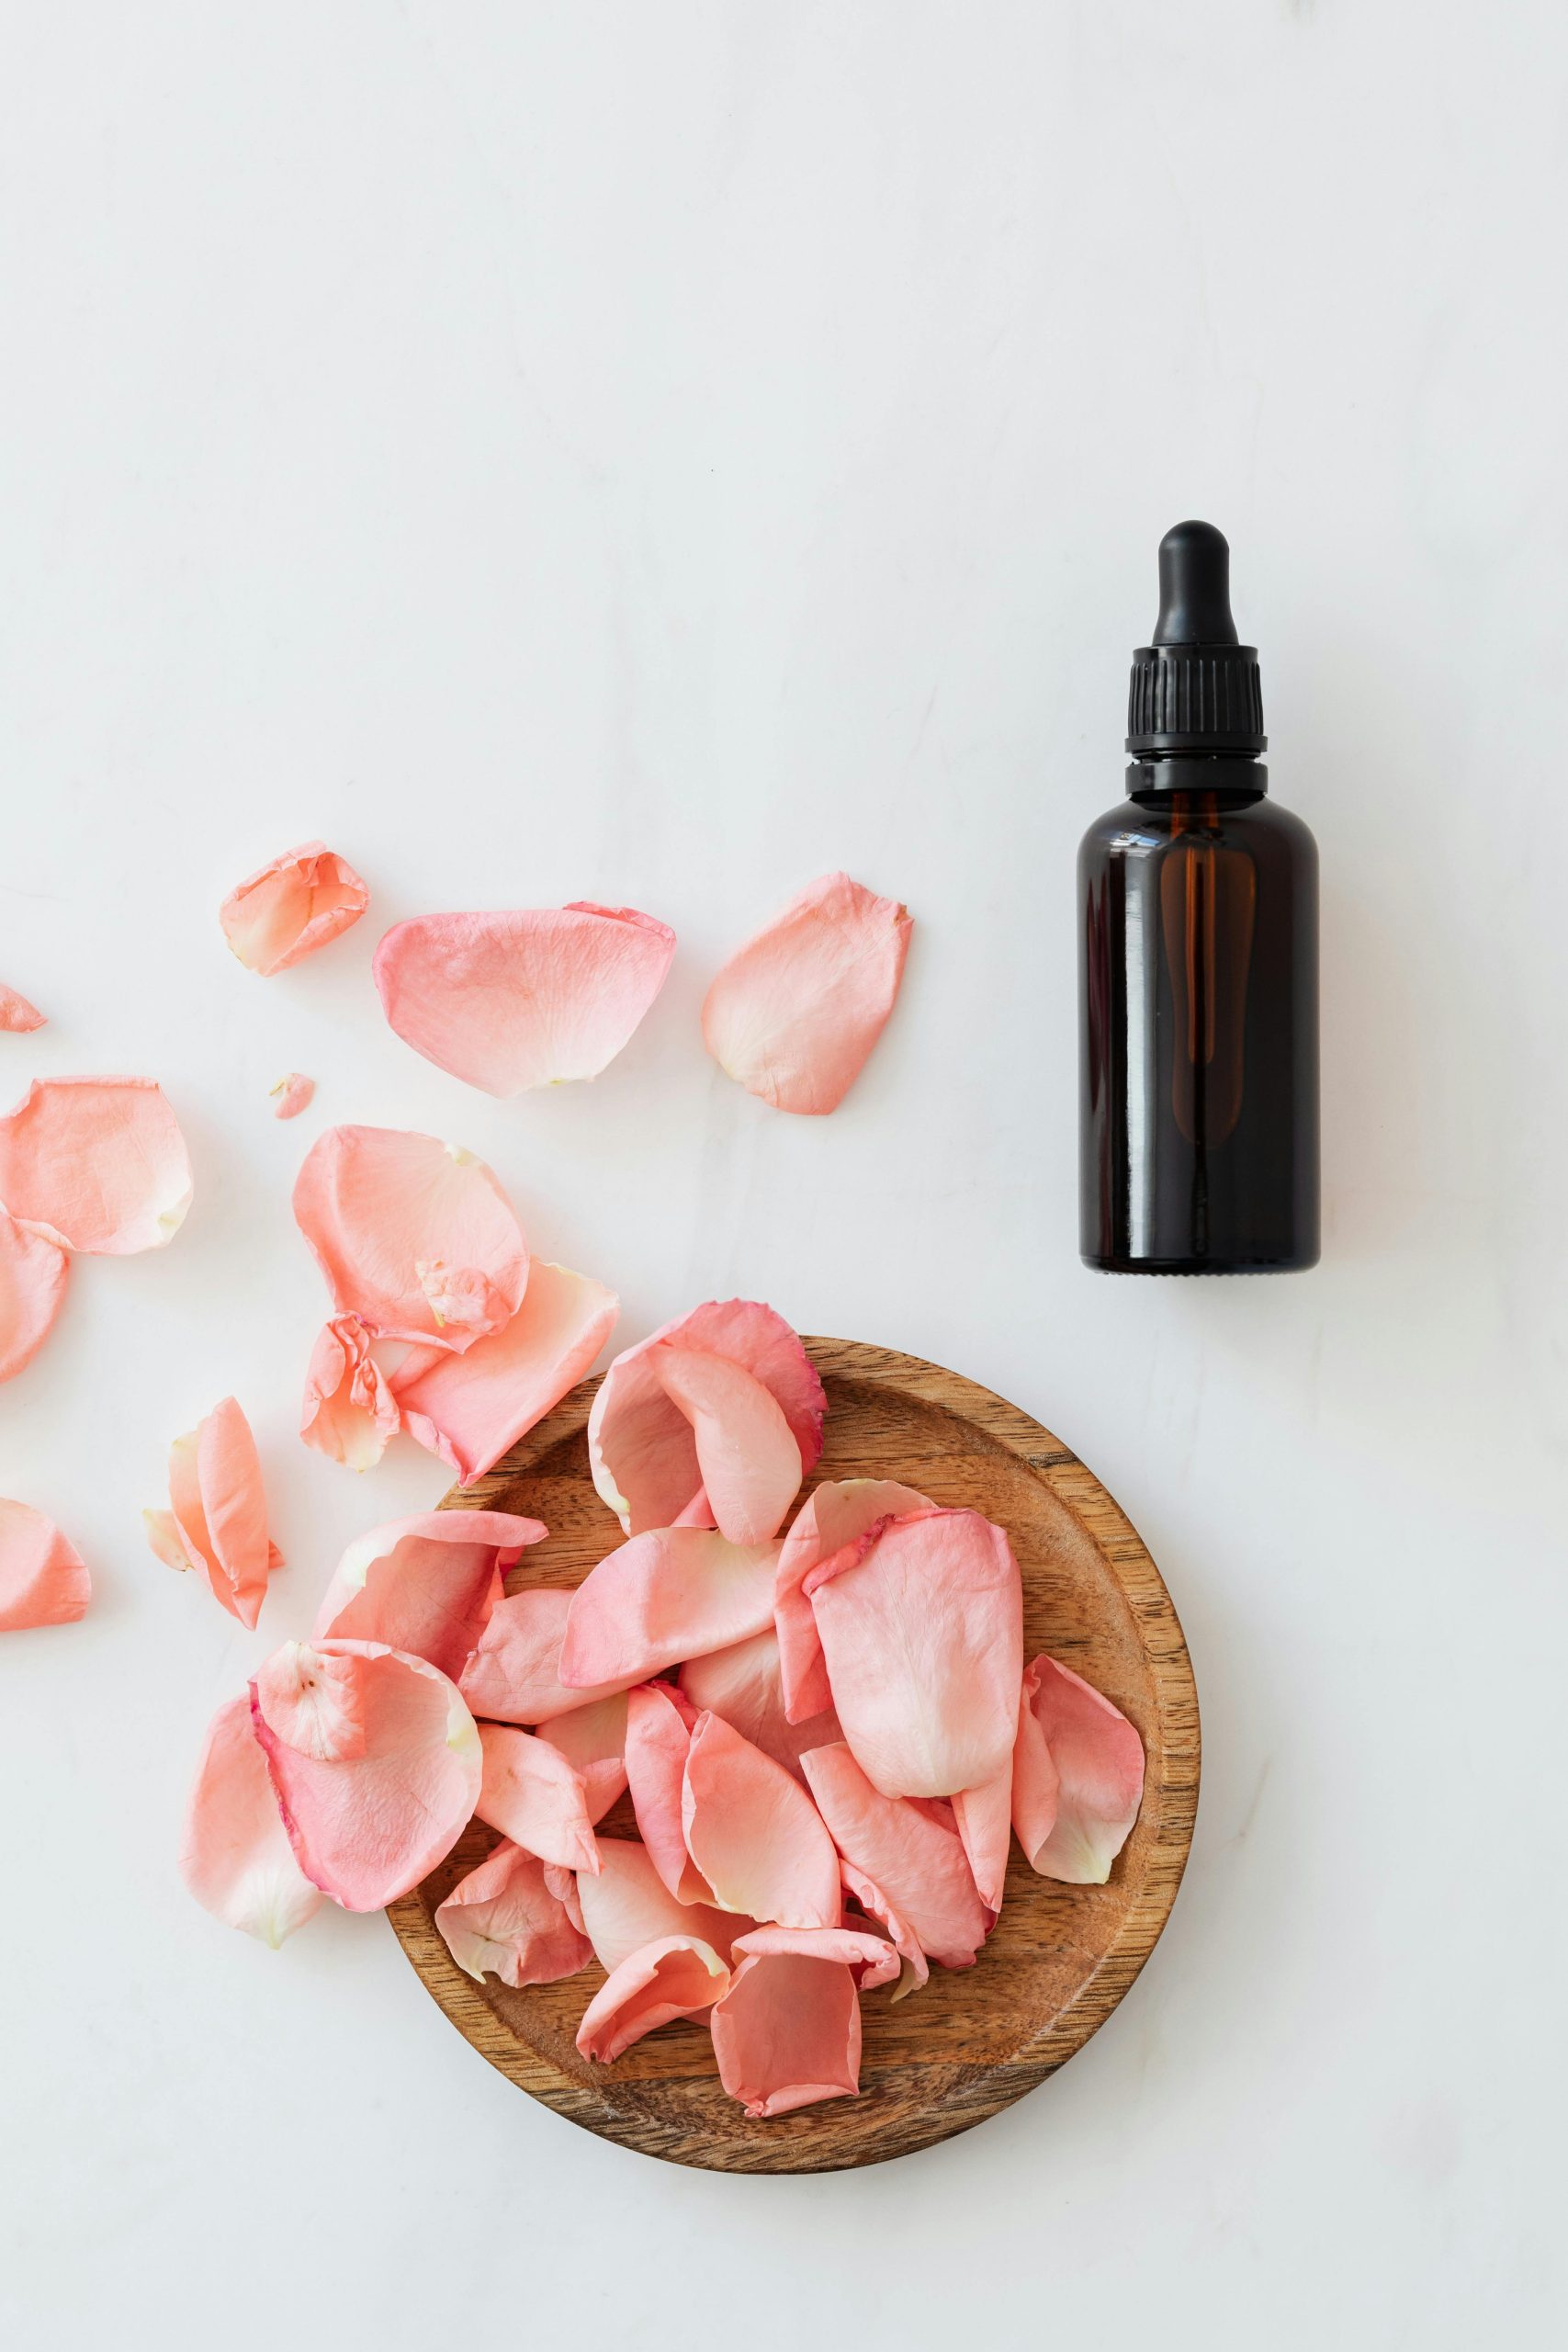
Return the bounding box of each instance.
[951,1760,1013,1918]
[459,1586,635,1726]
[1013,1656,1145,1884]
[159,1397,280,1630]
[800,1743,989,1969]
[575,1838,747,1973]
[624,1679,713,1904]
[559,1527,781,1690]
[651,1345,805,1544]
[312,1510,545,1683]
[220,842,369,977]
[375,903,676,1096]
[731,1921,899,1993]
[300,1315,401,1469]
[0,1076,192,1253]
[270,1072,315,1120]
[702,870,912,1115]
[179,1696,323,1946]
[537,1693,629,1822]
[774,1478,931,1724]
[710,1950,862,2117]
[475,1724,601,1873]
[576,1934,728,2064]
[0,982,45,1033]
[682,1710,840,1928]
[0,1498,90,1631]
[679,1626,840,1783]
[0,1208,68,1385]
[434,1839,592,1987]
[141,1507,193,1574]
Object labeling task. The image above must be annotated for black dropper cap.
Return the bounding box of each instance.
[1125,520,1266,757]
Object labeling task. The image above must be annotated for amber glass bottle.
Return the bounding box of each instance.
[1078,523,1319,1273]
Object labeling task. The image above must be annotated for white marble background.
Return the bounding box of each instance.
[1,6,1563,2346]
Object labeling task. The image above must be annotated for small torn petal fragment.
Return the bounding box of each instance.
[459,1586,635,1726]
[682,1710,840,1929]
[653,1345,805,1544]
[0,1498,90,1631]
[624,1680,713,1904]
[1013,1656,1145,1884]
[220,841,369,977]
[731,1921,899,1993]
[0,1208,68,1385]
[711,1951,863,2118]
[537,1693,628,1822]
[476,1724,600,1873]
[300,1315,401,1469]
[0,982,45,1033]
[951,1760,1013,1918]
[576,1934,729,2064]
[575,1838,747,1973]
[293,1125,527,1352]
[252,1639,480,1911]
[375,903,676,1096]
[801,1743,989,1969]
[179,1696,323,1946]
[393,1260,618,1487]
[774,1478,931,1724]
[702,870,912,1115]
[560,1527,780,1690]
[588,1299,825,1536]
[679,1627,840,1783]
[159,1396,281,1630]
[434,1839,592,1988]
[312,1509,543,1683]
[0,1076,192,1253]
[270,1072,314,1121]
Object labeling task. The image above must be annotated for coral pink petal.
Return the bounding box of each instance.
[252,1640,480,1910]
[293,1124,527,1351]
[624,1680,713,1904]
[0,1498,90,1631]
[1014,1656,1146,1884]
[459,1586,636,1726]
[300,1315,401,1469]
[576,1934,729,2064]
[806,1507,1022,1797]
[588,1299,825,1535]
[0,982,45,1033]
[731,1921,899,1992]
[800,1743,989,1969]
[839,1860,930,1995]
[312,1510,544,1683]
[434,1839,592,1987]
[710,1951,863,2117]
[165,1397,280,1630]
[702,871,912,1115]
[575,1838,748,1973]
[0,1209,68,1385]
[394,1260,618,1487]
[537,1693,628,1823]
[0,1076,192,1253]
[375,904,676,1096]
[220,841,369,977]
[679,1627,840,1783]
[951,1762,1012,1918]
[179,1696,323,1946]
[255,1642,368,1760]
[774,1478,931,1724]
[476,1724,600,1873]
[271,1072,315,1120]
[682,1710,840,1929]
[560,1527,780,1690]
[652,1344,804,1544]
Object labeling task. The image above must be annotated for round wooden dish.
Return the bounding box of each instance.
[388,1337,1200,2174]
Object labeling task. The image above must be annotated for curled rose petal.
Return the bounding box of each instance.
[774,1478,931,1724]
[710,1950,863,2117]
[157,1396,281,1631]
[624,1680,713,1904]
[434,1839,592,1987]
[220,841,369,977]
[312,1510,544,1683]
[270,1072,315,1120]
[679,1627,840,1783]
[179,1696,323,1946]
[576,1934,729,2064]
[1013,1655,1145,1884]
[651,1345,805,1544]
[575,1837,748,1973]
[0,1076,192,1253]
[475,1724,600,1873]
[300,1315,401,1469]
[0,1498,90,1632]
[252,1639,480,1911]
[375,903,676,1096]
[393,1260,618,1487]
[536,1693,629,1822]
[800,1743,989,1969]
[559,1527,781,1691]
[0,982,45,1033]
[682,1710,840,1929]
[951,1760,1013,1919]
[702,870,912,1115]
[459,1587,635,1727]
[254,1642,368,1760]
[730,1921,899,1993]
[588,1299,825,1536]
[839,1860,930,1996]
[293,1125,528,1352]
[0,1208,68,1385]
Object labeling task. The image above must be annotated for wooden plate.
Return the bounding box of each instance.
[388,1338,1200,2173]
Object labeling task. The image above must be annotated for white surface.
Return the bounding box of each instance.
[1,6,1563,2346]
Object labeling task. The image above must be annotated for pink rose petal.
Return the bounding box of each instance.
[254,1642,368,1760]
[624,1679,714,1904]
[730,1920,900,1992]
[0,1498,90,1632]
[220,841,369,977]
[576,1933,729,2064]
[559,1526,781,1691]
[651,1344,805,1544]
[393,1259,618,1487]
[475,1724,601,1873]
[0,1076,192,1253]
[774,1477,931,1724]
[293,1125,528,1353]
[702,870,912,1115]
[0,982,45,1033]
[682,1710,841,1929]
[154,1396,281,1631]
[270,1072,315,1120]
[536,1693,629,1823]
[375,903,676,1096]
[459,1586,636,1726]
[800,1742,989,1969]
[434,1839,592,1987]
[299,1315,401,1469]
[0,1208,68,1385]
[710,1950,863,2117]
[838,1860,930,1996]
[312,1509,545,1684]
[679,1626,840,1783]
[252,1639,480,1911]
[951,1760,1013,1918]
[1013,1655,1145,1884]
[575,1837,749,1973]
[179,1695,323,1946]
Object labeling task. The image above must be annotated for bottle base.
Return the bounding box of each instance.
[1080,1249,1319,1276]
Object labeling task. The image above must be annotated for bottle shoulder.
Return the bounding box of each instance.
[1078,789,1316,868]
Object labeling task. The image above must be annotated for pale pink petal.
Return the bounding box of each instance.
[800,1743,989,1969]
[576,1934,728,2064]
[434,1839,592,1987]
[393,1260,618,1487]
[951,1761,1013,1918]
[179,1696,323,1946]
[254,1641,368,1760]
[0,1208,68,1385]
[293,1124,526,1352]
[651,1345,805,1544]
[459,1587,636,1727]
[375,904,676,1096]
[588,1299,825,1536]
[710,1951,862,2117]
[703,871,912,1115]
[839,1860,930,1996]
[163,1397,280,1631]
[220,841,369,977]
[575,1837,749,1973]
[299,1315,401,1469]
[560,1527,780,1691]
[624,1680,714,1903]
[731,1920,899,1992]
[475,1724,600,1873]
[142,1507,194,1575]
[311,1509,544,1683]
[1013,1656,1145,1884]
[544,1860,586,1933]
[774,1478,931,1724]
[0,982,45,1033]
[252,1639,481,1911]
[536,1694,628,1822]
[679,1627,840,1783]
[0,1076,191,1253]
[0,1498,90,1631]
[682,1710,840,1929]
[270,1072,315,1120]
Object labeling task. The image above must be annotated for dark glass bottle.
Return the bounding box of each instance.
[1078,524,1319,1273]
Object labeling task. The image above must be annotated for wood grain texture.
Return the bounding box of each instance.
[387,1338,1200,2173]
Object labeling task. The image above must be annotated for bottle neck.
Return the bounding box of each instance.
[1126,755,1268,803]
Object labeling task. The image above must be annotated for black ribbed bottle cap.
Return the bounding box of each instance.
[1125,521,1266,755]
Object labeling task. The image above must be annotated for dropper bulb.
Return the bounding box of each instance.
[1153,519,1237,647]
